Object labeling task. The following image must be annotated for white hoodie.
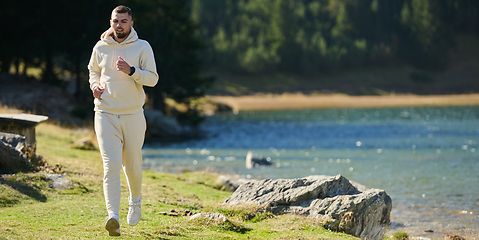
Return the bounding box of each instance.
[88,27,159,115]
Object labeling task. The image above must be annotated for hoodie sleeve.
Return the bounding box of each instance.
[130,41,159,87]
[88,42,102,91]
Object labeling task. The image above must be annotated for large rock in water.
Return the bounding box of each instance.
[224,175,392,239]
[144,109,198,140]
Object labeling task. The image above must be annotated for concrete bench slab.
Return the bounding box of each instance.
[0,113,49,149]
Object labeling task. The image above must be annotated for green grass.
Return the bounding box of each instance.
[0,122,360,239]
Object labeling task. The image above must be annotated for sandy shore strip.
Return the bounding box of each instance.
[210,94,479,111]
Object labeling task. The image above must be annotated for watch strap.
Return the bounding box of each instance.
[128,66,135,76]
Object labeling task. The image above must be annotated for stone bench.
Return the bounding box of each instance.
[0,113,48,151]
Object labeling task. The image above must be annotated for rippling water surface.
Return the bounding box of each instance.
[143,106,479,237]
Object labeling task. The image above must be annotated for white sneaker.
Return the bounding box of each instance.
[105,215,120,236]
[127,197,141,226]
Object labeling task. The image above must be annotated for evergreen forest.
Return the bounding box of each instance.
[1,0,479,124]
[192,0,479,73]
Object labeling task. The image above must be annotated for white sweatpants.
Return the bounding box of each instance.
[94,111,146,217]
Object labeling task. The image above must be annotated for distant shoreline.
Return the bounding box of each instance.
[210,93,479,111]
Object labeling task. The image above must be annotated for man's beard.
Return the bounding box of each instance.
[114,29,130,39]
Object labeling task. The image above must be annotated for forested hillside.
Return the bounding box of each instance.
[191,0,479,75]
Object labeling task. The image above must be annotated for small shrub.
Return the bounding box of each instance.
[217,204,262,220]
[248,211,275,223]
[393,231,408,240]
[215,219,251,234]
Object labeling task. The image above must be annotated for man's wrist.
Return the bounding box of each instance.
[128,66,135,76]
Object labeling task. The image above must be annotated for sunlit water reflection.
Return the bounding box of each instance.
[143,106,479,237]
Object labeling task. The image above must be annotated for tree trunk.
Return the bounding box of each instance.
[0,57,11,73]
[43,43,54,84]
[15,58,20,75]
[74,55,81,99]
[153,89,166,114]
[22,56,28,77]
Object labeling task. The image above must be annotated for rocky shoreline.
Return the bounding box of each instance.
[215,174,472,240]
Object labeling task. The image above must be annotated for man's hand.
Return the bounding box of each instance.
[116,56,131,75]
[93,85,104,99]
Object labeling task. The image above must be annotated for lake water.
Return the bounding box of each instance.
[143,106,479,238]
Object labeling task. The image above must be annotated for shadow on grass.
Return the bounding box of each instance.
[145,231,179,240]
[0,178,47,206]
[141,231,173,240]
[218,219,252,234]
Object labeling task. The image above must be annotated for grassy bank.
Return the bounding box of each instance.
[0,121,361,239]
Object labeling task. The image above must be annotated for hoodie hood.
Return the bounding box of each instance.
[100,27,138,45]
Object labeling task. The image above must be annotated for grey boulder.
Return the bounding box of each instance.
[224,175,391,240]
[0,133,30,171]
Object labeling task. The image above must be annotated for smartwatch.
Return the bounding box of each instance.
[128,66,135,76]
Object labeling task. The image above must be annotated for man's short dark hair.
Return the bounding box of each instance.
[113,5,132,17]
